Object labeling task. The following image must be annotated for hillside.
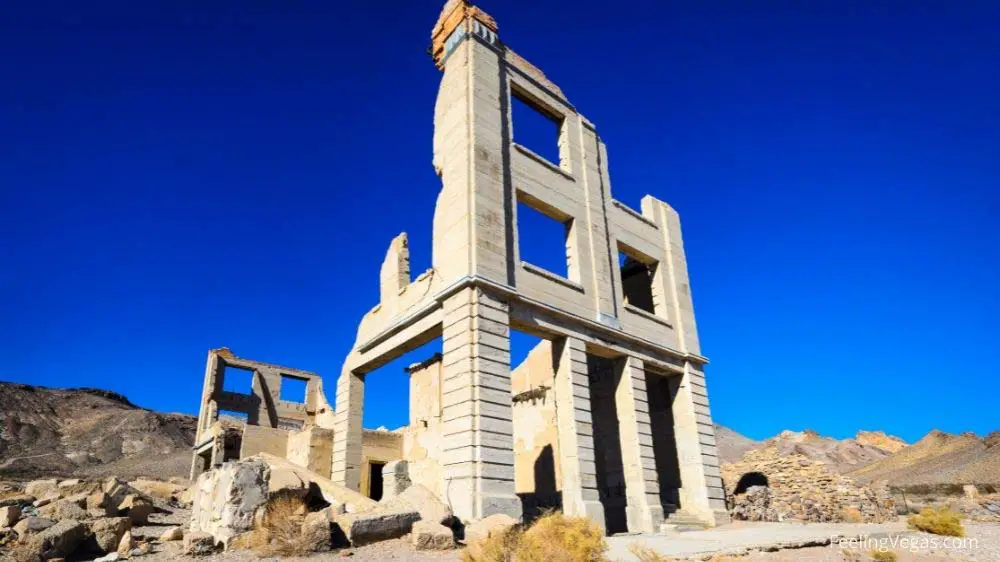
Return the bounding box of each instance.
[715,424,760,464]
[850,429,1000,486]
[0,382,196,481]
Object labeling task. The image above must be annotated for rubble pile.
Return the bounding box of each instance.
[722,448,895,523]
[0,476,191,560]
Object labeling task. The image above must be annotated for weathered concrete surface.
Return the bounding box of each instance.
[412,520,455,550]
[333,507,420,546]
[605,521,906,561]
[85,516,131,554]
[25,518,87,560]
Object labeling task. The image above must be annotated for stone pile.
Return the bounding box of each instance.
[722,448,894,523]
[0,476,191,560]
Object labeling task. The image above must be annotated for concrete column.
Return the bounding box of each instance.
[672,361,730,525]
[552,338,606,529]
[330,369,364,491]
[440,287,521,521]
[615,356,664,533]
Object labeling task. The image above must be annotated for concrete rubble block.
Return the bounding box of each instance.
[14,517,56,537]
[412,520,455,550]
[381,460,412,498]
[463,513,519,544]
[117,494,154,525]
[85,516,132,554]
[34,495,60,508]
[256,453,377,512]
[56,479,82,489]
[116,530,136,558]
[38,499,88,522]
[24,480,60,499]
[26,518,87,560]
[333,506,420,546]
[183,531,217,556]
[0,505,21,527]
[102,478,140,509]
[379,483,453,526]
[190,458,269,547]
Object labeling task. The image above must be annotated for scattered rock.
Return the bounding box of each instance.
[87,492,115,518]
[0,504,21,527]
[33,495,57,508]
[301,511,333,551]
[57,479,82,489]
[463,513,518,543]
[25,479,59,499]
[412,520,454,550]
[94,553,121,562]
[116,530,136,558]
[14,516,56,537]
[333,506,420,546]
[103,478,139,509]
[0,495,36,508]
[25,519,87,560]
[189,458,268,546]
[183,531,217,555]
[86,517,132,554]
[39,498,88,522]
[964,484,980,499]
[117,494,154,525]
[159,527,183,541]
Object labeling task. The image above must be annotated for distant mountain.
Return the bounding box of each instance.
[850,429,1000,486]
[0,382,196,481]
[714,424,760,464]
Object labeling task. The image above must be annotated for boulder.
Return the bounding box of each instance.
[182,531,217,555]
[380,483,453,525]
[34,495,58,508]
[159,527,184,541]
[102,478,139,508]
[0,505,21,527]
[24,479,59,499]
[333,506,420,546]
[86,517,132,554]
[25,519,87,560]
[39,499,88,521]
[57,479,82,489]
[14,517,55,537]
[117,494,154,525]
[116,530,136,558]
[463,513,518,543]
[189,459,268,546]
[412,520,454,550]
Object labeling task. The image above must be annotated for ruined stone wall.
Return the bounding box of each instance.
[287,426,334,478]
[359,430,403,498]
[239,425,288,459]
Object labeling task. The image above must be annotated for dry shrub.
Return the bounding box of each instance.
[871,550,898,562]
[841,506,864,523]
[907,506,965,537]
[517,512,606,561]
[628,542,673,562]
[239,494,324,556]
[463,511,606,562]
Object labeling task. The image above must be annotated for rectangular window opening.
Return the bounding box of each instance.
[279,375,309,403]
[619,246,657,315]
[218,409,249,425]
[511,87,564,166]
[518,199,572,280]
[221,366,254,395]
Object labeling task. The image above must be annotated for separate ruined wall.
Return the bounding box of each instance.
[239,425,289,459]
[359,429,403,498]
[401,357,446,499]
[287,426,334,478]
[511,341,562,518]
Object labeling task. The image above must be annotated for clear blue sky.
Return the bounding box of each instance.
[2,1,997,444]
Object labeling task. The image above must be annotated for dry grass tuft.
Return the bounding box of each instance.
[840,506,864,523]
[628,542,674,562]
[237,494,326,556]
[871,550,899,561]
[907,506,965,537]
[463,511,606,562]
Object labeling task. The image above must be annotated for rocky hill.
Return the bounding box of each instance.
[716,426,907,473]
[849,429,1000,486]
[0,382,196,481]
[715,424,760,464]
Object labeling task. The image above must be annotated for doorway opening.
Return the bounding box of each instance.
[368,461,385,501]
[587,354,629,534]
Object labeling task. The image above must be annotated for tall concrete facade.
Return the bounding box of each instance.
[329,0,729,529]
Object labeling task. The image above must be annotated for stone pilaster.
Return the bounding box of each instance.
[330,368,364,491]
[440,287,521,521]
[552,337,605,529]
[615,356,664,533]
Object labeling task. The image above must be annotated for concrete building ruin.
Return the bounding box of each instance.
[192,0,729,532]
